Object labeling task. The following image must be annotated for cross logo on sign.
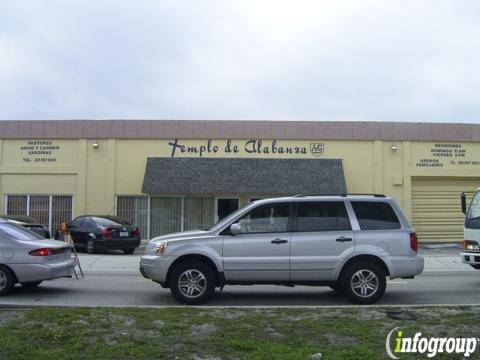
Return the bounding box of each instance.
[310,143,325,157]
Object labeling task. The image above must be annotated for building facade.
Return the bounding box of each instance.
[1,120,480,243]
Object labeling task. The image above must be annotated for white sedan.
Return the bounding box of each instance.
[0,221,75,295]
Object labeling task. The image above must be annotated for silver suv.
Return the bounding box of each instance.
[140,195,424,304]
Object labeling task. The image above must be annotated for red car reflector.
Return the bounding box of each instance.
[29,248,53,256]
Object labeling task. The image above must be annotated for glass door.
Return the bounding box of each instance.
[216,198,240,222]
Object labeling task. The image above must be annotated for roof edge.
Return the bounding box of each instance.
[0,120,479,141]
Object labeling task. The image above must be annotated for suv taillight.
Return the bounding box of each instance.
[29,248,53,256]
[102,228,113,238]
[410,232,418,252]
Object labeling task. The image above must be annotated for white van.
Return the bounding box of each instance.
[461,189,480,269]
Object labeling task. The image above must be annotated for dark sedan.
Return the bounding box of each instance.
[0,215,51,239]
[65,215,141,254]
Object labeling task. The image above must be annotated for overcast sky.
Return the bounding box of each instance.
[1,1,479,122]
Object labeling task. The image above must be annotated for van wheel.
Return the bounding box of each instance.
[0,266,15,296]
[341,262,386,304]
[169,261,215,305]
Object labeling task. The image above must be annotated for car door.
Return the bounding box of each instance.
[222,203,292,281]
[290,201,354,281]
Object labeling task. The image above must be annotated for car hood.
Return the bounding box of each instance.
[149,230,209,244]
[16,238,71,248]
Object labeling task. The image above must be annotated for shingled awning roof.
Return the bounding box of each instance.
[142,158,346,195]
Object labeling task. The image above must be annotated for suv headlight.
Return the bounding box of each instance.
[146,241,168,255]
[464,240,480,251]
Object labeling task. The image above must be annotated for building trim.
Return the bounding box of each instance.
[1,120,480,141]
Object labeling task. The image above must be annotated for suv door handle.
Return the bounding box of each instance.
[271,238,288,244]
[336,236,353,242]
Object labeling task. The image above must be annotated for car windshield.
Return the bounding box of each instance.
[466,191,480,229]
[92,216,131,227]
[0,223,44,240]
[208,202,254,232]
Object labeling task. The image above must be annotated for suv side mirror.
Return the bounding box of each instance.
[461,192,467,215]
[230,223,241,235]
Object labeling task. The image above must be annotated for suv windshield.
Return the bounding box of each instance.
[466,191,480,229]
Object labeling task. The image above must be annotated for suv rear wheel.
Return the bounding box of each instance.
[169,261,216,305]
[341,262,386,304]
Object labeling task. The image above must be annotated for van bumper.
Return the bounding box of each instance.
[461,252,480,266]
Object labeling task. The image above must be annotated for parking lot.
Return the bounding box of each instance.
[0,247,478,308]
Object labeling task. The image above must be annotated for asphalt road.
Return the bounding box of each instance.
[0,247,477,308]
[0,270,479,307]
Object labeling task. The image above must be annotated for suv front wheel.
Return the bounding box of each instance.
[341,262,386,304]
[169,261,216,305]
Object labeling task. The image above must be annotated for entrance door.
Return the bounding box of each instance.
[217,198,239,221]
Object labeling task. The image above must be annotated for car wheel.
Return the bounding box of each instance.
[123,248,135,255]
[21,281,42,288]
[169,261,216,305]
[85,237,96,254]
[341,262,386,304]
[0,266,15,296]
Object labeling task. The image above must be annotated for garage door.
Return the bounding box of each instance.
[411,178,479,243]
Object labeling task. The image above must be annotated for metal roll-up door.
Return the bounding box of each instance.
[411,178,479,243]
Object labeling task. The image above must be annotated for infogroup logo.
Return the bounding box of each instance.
[385,327,478,358]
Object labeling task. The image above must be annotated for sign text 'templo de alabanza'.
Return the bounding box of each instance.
[167,139,325,158]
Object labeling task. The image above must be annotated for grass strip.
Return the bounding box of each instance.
[0,306,478,359]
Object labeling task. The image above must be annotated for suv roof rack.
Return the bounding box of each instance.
[293,193,386,198]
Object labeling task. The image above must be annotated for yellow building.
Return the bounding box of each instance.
[1,120,480,243]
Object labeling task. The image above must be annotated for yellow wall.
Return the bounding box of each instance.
[1,138,480,219]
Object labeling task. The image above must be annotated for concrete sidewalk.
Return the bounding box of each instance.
[418,244,475,272]
[74,245,475,274]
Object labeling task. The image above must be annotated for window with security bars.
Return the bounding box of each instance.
[116,196,148,239]
[29,196,50,228]
[6,196,27,215]
[51,196,73,234]
[116,195,216,239]
[150,197,182,237]
[5,195,73,234]
[184,197,214,231]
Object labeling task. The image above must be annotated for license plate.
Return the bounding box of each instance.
[120,231,129,237]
